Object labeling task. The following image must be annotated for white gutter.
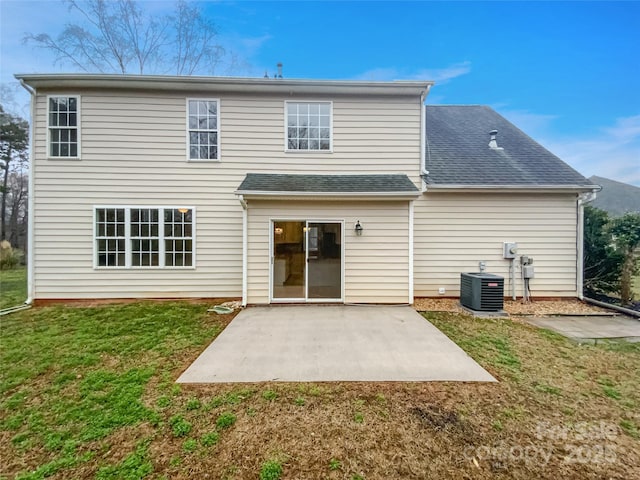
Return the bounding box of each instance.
[576,190,598,300]
[15,73,434,97]
[238,195,248,307]
[234,190,420,200]
[423,184,599,193]
[19,79,35,305]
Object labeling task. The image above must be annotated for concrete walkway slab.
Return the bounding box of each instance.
[178,306,496,383]
[525,315,640,343]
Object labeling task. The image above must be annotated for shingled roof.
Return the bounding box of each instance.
[425,105,595,188]
[236,173,419,196]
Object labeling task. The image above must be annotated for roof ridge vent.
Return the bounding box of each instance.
[488,129,503,150]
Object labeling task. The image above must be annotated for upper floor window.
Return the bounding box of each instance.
[187,99,219,160]
[48,96,79,158]
[286,102,332,151]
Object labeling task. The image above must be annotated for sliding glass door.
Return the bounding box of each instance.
[272,221,306,300]
[272,220,342,301]
[307,222,342,299]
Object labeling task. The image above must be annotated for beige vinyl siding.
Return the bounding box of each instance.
[413,193,579,298]
[247,200,410,304]
[31,90,421,299]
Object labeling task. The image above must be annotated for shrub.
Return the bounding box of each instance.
[0,241,22,270]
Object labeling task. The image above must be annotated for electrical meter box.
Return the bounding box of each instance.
[523,265,535,278]
[503,242,518,259]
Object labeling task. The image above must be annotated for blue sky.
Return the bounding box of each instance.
[1,0,639,185]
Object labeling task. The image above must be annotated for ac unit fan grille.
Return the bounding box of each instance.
[460,273,504,312]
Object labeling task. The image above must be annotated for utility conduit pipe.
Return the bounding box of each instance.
[511,257,516,300]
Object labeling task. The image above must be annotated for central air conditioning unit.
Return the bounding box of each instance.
[460,273,504,311]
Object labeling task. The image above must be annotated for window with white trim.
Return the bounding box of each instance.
[131,208,160,267]
[95,207,194,268]
[164,208,193,267]
[48,96,79,157]
[187,99,219,160]
[96,208,126,267]
[286,102,331,151]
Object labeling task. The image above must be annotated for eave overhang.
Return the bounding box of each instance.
[235,173,421,201]
[14,73,433,97]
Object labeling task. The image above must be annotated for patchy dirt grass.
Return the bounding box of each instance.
[1,302,638,479]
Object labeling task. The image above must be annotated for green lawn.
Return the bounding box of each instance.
[1,302,639,479]
[0,267,27,310]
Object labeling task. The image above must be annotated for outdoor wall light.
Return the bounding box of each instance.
[355,220,363,236]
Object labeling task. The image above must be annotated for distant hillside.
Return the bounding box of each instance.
[589,176,640,216]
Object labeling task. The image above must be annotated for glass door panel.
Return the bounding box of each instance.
[307,222,342,299]
[272,221,306,299]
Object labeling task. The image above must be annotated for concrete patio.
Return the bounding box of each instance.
[525,315,640,343]
[177,305,496,383]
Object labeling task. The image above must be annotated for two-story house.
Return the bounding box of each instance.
[15,74,596,305]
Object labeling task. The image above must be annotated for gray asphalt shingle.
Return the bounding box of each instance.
[237,173,419,193]
[425,105,593,186]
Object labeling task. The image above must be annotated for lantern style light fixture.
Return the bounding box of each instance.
[355,220,363,236]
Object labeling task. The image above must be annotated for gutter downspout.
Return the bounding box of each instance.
[413,87,429,301]
[408,200,414,304]
[577,189,598,300]
[238,195,248,306]
[420,89,429,192]
[19,79,35,305]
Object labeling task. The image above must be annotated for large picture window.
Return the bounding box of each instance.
[48,96,79,157]
[286,102,331,151]
[187,99,219,160]
[95,207,194,268]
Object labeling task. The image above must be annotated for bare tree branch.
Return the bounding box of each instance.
[24,0,227,76]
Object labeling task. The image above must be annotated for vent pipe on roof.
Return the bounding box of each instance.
[488,129,502,150]
[263,64,283,79]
